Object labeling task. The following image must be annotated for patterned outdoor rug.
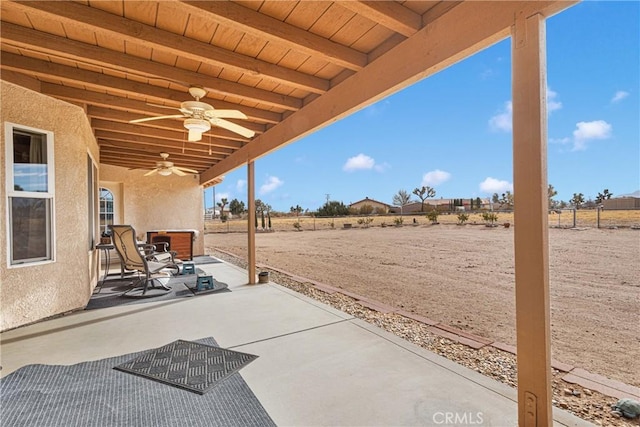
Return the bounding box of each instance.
[0,337,274,427]
[87,272,230,310]
[114,339,258,395]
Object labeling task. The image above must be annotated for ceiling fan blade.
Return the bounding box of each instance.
[205,109,247,120]
[171,168,187,176]
[147,103,179,110]
[129,114,185,124]
[210,118,255,138]
[175,166,199,174]
[143,169,158,176]
[188,128,203,142]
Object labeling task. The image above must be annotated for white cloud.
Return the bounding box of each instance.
[259,176,283,195]
[422,169,452,187]
[489,91,561,132]
[489,101,513,132]
[611,90,629,103]
[547,88,562,112]
[572,120,612,151]
[343,153,375,172]
[479,177,513,194]
[549,137,571,145]
[236,179,246,192]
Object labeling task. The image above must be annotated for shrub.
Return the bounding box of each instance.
[357,217,374,228]
[293,220,302,231]
[481,212,498,225]
[457,212,469,225]
[359,204,374,215]
[393,217,404,226]
[426,210,439,224]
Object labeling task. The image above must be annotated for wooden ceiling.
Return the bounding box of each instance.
[0,1,574,186]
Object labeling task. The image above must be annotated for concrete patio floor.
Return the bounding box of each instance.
[0,259,592,426]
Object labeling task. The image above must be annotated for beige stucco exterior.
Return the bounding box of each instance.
[99,164,205,257]
[1,80,100,331]
[1,81,206,332]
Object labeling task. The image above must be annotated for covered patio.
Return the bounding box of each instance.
[0,259,590,426]
[1,1,579,424]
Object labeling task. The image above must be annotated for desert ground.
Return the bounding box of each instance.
[205,224,640,387]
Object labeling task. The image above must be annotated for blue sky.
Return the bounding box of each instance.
[206,1,639,212]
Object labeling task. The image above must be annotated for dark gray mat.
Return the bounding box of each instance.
[0,337,275,427]
[192,255,223,265]
[87,273,230,310]
[114,340,258,394]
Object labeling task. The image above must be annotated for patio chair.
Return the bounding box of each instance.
[108,225,176,297]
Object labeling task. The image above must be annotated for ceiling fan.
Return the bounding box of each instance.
[129,87,255,142]
[144,153,198,177]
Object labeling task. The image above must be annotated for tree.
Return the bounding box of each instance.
[475,197,483,210]
[392,190,412,207]
[229,199,245,216]
[570,193,585,209]
[317,200,350,216]
[499,191,514,209]
[492,193,500,204]
[216,197,228,220]
[359,204,374,215]
[595,189,613,204]
[255,199,267,213]
[412,186,436,212]
[290,205,303,217]
[548,184,558,208]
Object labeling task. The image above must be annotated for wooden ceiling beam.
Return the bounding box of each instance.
[87,105,264,140]
[9,1,329,94]
[99,152,206,170]
[0,53,279,125]
[176,1,367,71]
[98,138,225,160]
[95,130,233,156]
[339,1,422,37]
[200,0,577,185]
[40,83,282,125]
[100,146,216,166]
[91,119,241,152]
[0,22,302,111]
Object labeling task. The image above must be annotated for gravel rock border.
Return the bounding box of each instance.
[211,249,639,426]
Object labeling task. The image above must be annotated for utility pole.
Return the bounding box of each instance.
[325,193,330,204]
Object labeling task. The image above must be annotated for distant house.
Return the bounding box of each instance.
[602,196,640,210]
[390,198,492,213]
[349,197,391,214]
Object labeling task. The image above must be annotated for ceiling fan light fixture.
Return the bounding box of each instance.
[184,118,210,142]
[158,169,172,176]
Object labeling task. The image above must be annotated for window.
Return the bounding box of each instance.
[5,123,55,266]
[99,187,114,236]
[88,156,98,249]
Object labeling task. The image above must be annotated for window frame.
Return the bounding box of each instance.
[88,154,98,250]
[4,122,56,267]
[99,187,115,237]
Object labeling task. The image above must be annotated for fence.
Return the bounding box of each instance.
[204,209,640,233]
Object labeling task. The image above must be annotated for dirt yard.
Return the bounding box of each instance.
[205,225,640,386]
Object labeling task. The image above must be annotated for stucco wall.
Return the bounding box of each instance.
[0,80,100,331]
[99,164,205,257]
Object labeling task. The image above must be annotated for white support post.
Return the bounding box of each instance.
[247,161,256,284]
[512,12,552,427]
